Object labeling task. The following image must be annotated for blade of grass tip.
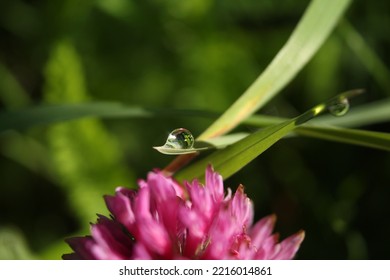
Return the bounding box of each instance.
[176,91,357,182]
[163,0,352,175]
[175,120,297,183]
[198,0,352,140]
[244,115,390,152]
[311,98,390,127]
[243,91,390,151]
[296,125,390,152]
[0,103,218,133]
[0,102,152,133]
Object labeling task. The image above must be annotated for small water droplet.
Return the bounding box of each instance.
[163,128,195,149]
[327,97,350,117]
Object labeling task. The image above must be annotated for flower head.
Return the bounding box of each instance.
[63,165,304,259]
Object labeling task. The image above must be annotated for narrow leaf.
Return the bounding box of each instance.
[296,125,390,151]
[0,103,216,133]
[310,98,390,127]
[197,0,352,140]
[176,120,297,182]
[175,91,359,182]
[244,101,390,152]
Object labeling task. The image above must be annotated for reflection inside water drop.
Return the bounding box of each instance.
[327,97,350,117]
[163,128,195,149]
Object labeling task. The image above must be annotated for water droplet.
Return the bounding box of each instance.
[163,128,195,149]
[327,97,350,117]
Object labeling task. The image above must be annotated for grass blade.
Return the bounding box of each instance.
[296,125,390,151]
[0,103,216,133]
[310,98,390,127]
[197,0,352,140]
[176,121,296,182]
[175,91,359,182]
[244,101,390,152]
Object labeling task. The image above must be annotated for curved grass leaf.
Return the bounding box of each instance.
[175,91,360,182]
[296,125,390,151]
[197,0,352,140]
[310,98,390,127]
[162,0,352,174]
[244,97,390,152]
[176,121,296,182]
[2,96,387,135]
[2,92,387,156]
[245,98,390,128]
[244,115,390,152]
[0,103,216,133]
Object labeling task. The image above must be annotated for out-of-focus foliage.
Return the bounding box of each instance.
[44,40,135,223]
[0,0,389,259]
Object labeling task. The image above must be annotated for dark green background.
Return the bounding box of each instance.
[0,0,389,259]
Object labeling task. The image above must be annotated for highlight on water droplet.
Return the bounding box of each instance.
[295,89,363,125]
[327,97,350,117]
[164,128,195,149]
[153,128,207,155]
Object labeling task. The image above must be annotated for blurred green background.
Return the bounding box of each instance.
[0,0,389,259]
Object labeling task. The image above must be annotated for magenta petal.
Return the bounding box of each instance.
[63,165,305,260]
[134,218,172,256]
[262,234,281,259]
[230,185,253,227]
[133,187,172,256]
[201,206,239,259]
[147,173,183,236]
[147,171,184,200]
[104,190,136,232]
[89,215,134,259]
[249,215,277,250]
[132,243,153,260]
[62,252,81,260]
[272,230,305,260]
[205,165,224,203]
[64,236,96,260]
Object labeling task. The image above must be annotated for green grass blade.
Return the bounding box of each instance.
[245,98,390,128]
[0,103,150,133]
[175,91,357,182]
[0,103,216,133]
[197,0,352,140]
[310,98,390,127]
[296,125,390,151]
[176,120,296,183]
[245,102,390,152]
[199,119,390,153]
[2,97,386,134]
